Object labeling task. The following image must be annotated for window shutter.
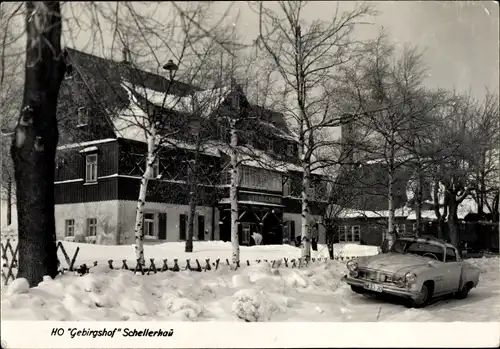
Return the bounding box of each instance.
[179,214,186,240]
[158,213,167,240]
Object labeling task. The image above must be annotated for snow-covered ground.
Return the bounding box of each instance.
[1,240,499,322]
[1,240,378,270]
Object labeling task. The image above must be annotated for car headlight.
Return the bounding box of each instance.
[405,272,417,284]
[347,260,358,271]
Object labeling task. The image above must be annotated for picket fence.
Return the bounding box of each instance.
[1,239,356,285]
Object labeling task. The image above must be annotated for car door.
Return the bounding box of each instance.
[439,247,462,295]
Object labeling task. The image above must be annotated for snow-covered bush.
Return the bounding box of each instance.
[96,231,115,245]
[73,234,86,243]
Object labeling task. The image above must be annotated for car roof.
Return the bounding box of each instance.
[397,236,457,249]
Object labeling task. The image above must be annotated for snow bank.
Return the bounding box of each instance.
[1,257,499,321]
[1,259,346,321]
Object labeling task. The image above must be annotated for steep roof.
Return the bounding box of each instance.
[66,48,295,143]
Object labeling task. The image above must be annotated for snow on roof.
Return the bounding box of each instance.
[406,197,483,220]
[78,146,98,153]
[218,198,284,207]
[338,207,411,219]
[113,83,326,176]
[121,80,230,118]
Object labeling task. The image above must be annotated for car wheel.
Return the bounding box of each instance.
[455,283,472,300]
[409,284,430,308]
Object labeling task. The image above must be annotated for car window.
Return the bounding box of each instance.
[405,242,444,261]
[446,247,457,262]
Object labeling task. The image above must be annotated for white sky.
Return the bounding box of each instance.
[59,1,499,102]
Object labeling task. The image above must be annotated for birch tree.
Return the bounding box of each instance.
[106,3,235,265]
[257,1,375,260]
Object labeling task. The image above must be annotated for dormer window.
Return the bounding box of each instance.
[77,107,88,127]
[286,144,295,157]
[268,139,274,153]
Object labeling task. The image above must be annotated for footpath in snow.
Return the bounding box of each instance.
[1,241,499,322]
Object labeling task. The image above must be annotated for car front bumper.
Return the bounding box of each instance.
[342,275,421,299]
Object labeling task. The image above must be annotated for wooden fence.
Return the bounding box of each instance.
[1,239,357,285]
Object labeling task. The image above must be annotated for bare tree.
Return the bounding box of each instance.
[9,2,71,286]
[427,92,479,245]
[257,1,375,260]
[468,90,499,219]
[344,30,438,238]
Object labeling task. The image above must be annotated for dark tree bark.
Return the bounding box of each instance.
[186,159,199,253]
[10,2,67,286]
[7,179,12,226]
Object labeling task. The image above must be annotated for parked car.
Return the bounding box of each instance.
[342,236,481,308]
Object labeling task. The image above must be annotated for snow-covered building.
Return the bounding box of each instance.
[1,48,329,245]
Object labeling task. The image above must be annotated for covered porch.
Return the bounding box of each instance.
[218,201,284,245]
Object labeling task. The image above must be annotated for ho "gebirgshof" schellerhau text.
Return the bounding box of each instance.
[50,327,174,339]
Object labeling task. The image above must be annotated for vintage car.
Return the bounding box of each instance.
[342,236,481,308]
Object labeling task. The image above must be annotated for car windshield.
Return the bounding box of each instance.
[390,240,444,261]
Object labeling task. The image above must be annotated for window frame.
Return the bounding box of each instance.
[85,154,98,183]
[144,213,156,237]
[352,225,361,243]
[65,219,75,237]
[77,107,88,127]
[87,218,97,236]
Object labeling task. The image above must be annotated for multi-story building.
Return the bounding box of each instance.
[1,48,329,245]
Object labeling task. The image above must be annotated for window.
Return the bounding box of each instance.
[65,219,75,237]
[144,213,155,237]
[286,144,295,157]
[396,224,406,235]
[268,139,274,153]
[339,225,360,243]
[242,223,251,244]
[77,107,88,126]
[412,223,417,232]
[152,158,160,178]
[240,166,282,191]
[87,218,97,236]
[339,226,347,242]
[283,178,291,196]
[179,214,187,240]
[446,247,458,262]
[85,154,98,182]
[352,225,360,242]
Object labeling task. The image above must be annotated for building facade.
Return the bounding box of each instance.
[1,48,329,245]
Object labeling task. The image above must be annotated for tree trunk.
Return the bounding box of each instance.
[230,119,240,264]
[415,173,423,236]
[11,2,66,286]
[185,160,197,253]
[325,223,335,259]
[7,179,12,226]
[134,128,155,265]
[447,199,460,247]
[387,171,395,235]
[301,162,311,260]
